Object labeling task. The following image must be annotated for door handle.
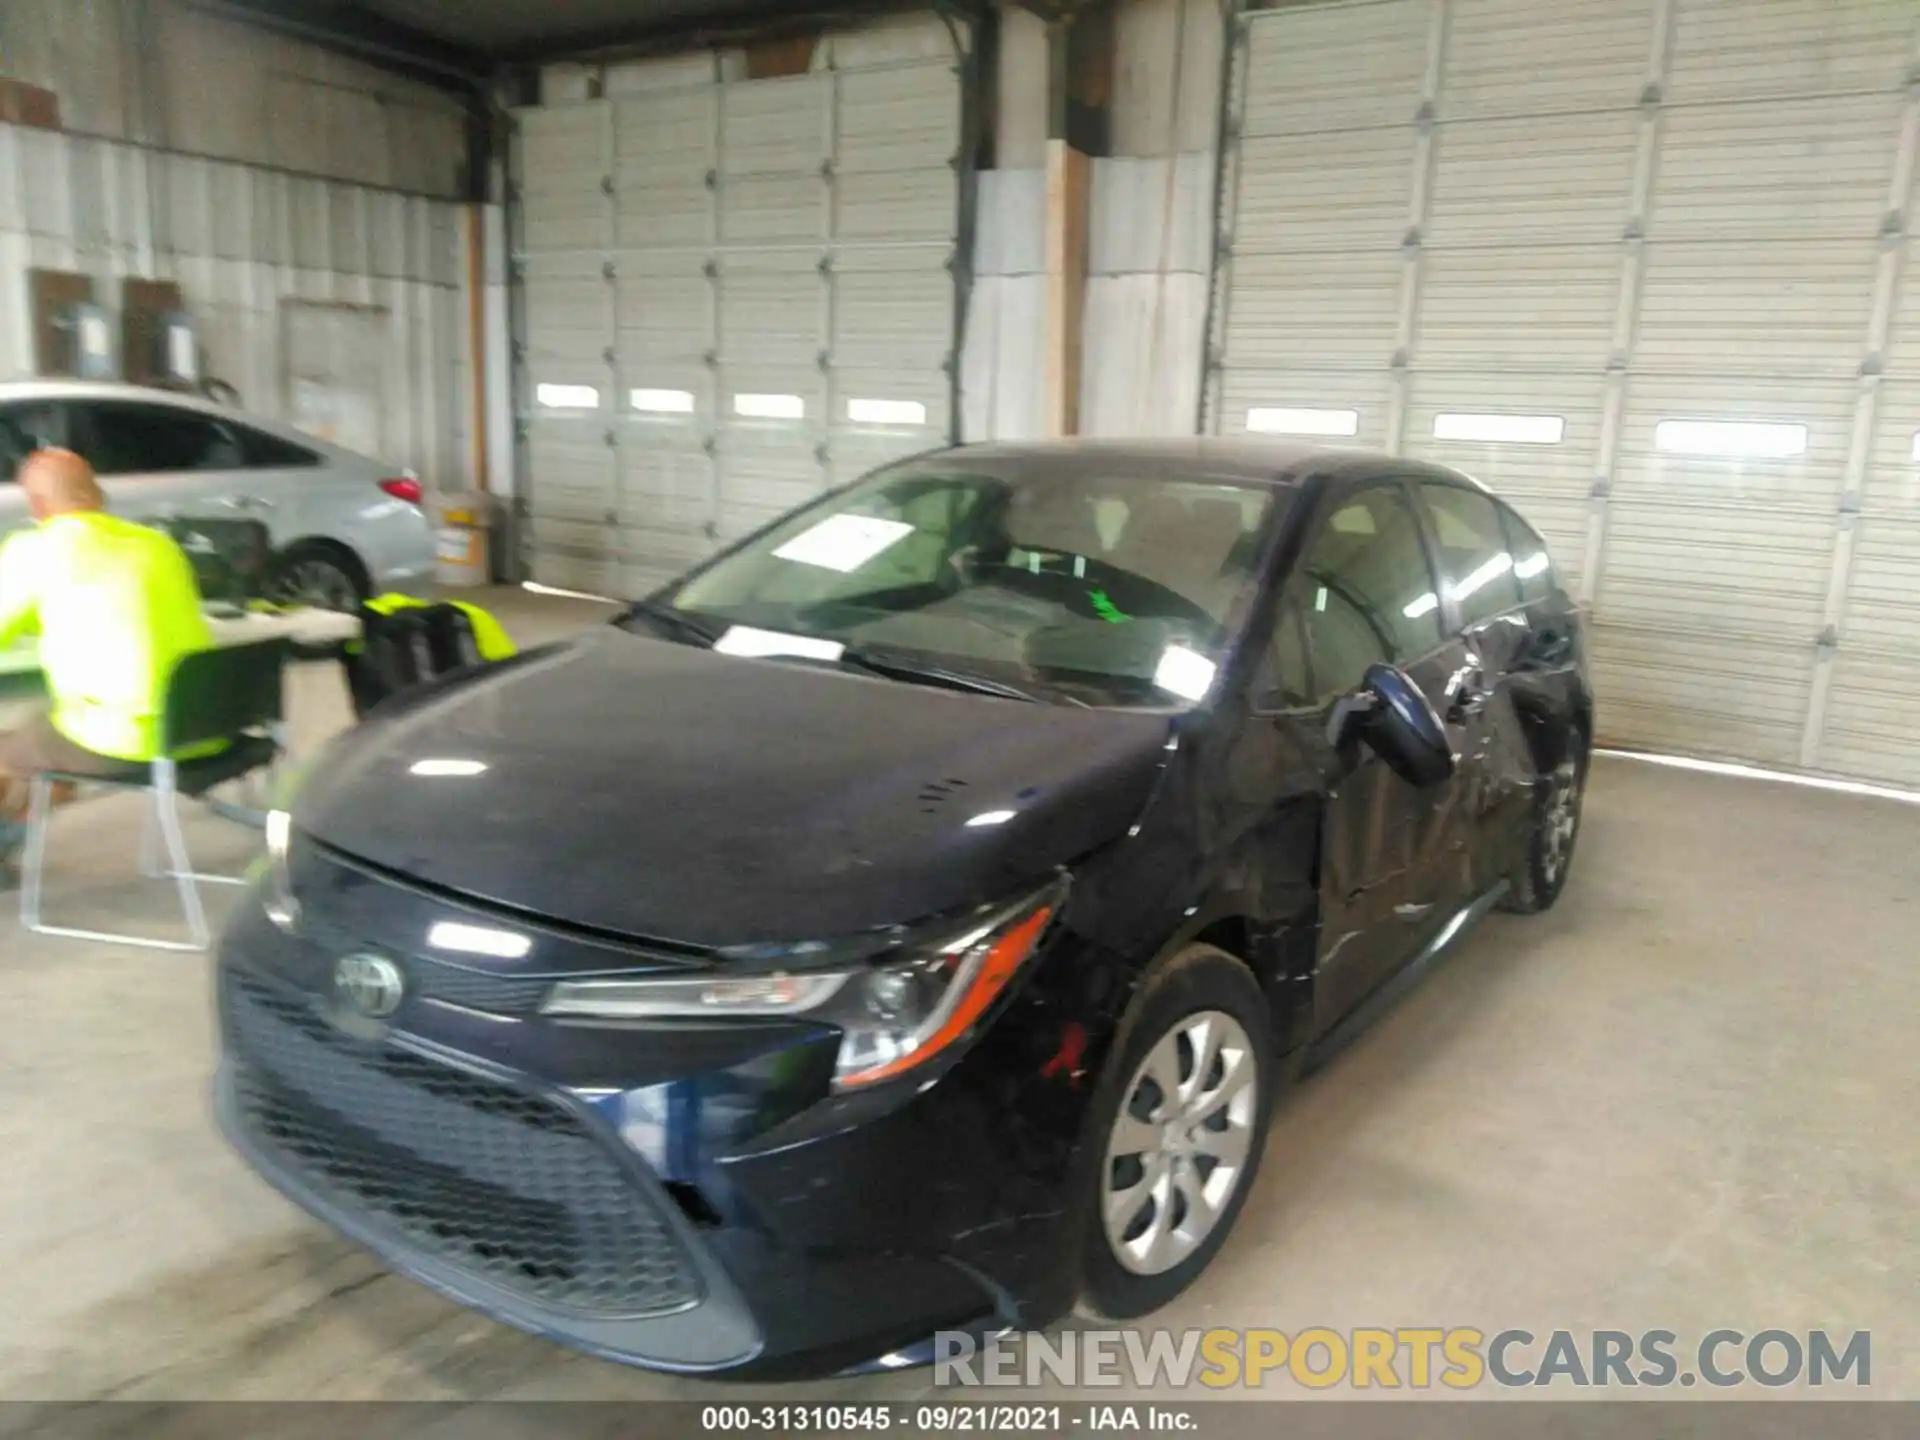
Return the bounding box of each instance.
[1394,902,1435,922]
[1445,664,1493,722]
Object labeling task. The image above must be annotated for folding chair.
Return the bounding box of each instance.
[19,639,289,953]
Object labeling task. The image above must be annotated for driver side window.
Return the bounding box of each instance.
[73,400,245,476]
[1295,485,1441,703]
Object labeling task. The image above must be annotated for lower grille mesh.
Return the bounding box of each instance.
[224,972,701,1318]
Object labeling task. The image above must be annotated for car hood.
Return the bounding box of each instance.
[296,627,1176,948]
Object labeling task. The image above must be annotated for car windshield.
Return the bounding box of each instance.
[631,460,1288,709]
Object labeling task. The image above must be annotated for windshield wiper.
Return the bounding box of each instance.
[621,599,723,647]
[837,646,1078,706]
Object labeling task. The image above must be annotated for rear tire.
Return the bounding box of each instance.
[1500,742,1589,915]
[269,542,370,613]
[1078,945,1274,1321]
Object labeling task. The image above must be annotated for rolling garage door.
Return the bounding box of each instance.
[510,24,964,599]
[1207,0,1920,783]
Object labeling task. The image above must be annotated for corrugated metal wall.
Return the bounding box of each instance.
[0,0,467,194]
[0,0,474,490]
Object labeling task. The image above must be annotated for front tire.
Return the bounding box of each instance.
[1079,945,1274,1320]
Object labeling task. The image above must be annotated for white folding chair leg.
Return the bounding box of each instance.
[20,762,211,953]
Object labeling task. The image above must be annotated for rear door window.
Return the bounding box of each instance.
[1418,481,1524,630]
[236,425,322,469]
[73,401,247,476]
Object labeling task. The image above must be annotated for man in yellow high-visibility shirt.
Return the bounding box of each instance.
[0,449,214,862]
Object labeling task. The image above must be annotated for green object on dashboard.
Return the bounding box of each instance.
[1089,589,1130,624]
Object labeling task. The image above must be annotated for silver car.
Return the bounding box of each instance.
[0,379,435,609]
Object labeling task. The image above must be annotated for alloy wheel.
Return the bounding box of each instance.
[1541,759,1583,887]
[273,557,361,613]
[1102,1009,1259,1276]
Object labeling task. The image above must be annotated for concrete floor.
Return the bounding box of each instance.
[1,585,1915,1401]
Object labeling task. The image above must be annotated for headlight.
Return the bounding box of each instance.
[263,807,301,934]
[542,971,852,1019]
[540,881,1064,1090]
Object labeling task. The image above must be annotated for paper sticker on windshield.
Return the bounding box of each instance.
[713,626,848,662]
[772,514,914,573]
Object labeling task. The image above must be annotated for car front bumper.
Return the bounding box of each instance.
[212,876,1119,1379]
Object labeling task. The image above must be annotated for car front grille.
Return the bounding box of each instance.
[288,913,556,1016]
[223,971,702,1319]
[405,959,555,1015]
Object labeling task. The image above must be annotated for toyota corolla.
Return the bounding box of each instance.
[215,439,1593,1379]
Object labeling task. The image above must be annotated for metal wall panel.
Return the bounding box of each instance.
[0,0,466,197]
[1415,247,1620,370]
[1442,0,1656,119]
[1631,242,1879,376]
[1425,114,1638,244]
[1663,0,1913,104]
[1585,627,1814,767]
[1649,95,1902,241]
[1214,0,1920,784]
[1240,0,1431,136]
[512,23,965,597]
[0,122,466,489]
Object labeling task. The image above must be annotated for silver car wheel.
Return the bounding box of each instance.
[1102,1009,1259,1276]
[1541,760,1583,886]
[273,556,361,613]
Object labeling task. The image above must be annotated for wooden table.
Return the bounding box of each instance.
[0,606,362,687]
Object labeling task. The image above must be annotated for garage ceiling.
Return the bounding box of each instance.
[352,0,807,54]
[217,0,956,66]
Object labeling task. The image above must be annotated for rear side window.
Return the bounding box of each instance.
[76,402,246,476]
[0,402,61,482]
[1499,504,1559,603]
[1295,485,1441,700]
[1419,482,1523,630]
[237,425,322,469]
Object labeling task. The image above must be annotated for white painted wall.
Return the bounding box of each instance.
[963,168,1047,440]
[1081,0,1221,437]
[963,0,1225,442]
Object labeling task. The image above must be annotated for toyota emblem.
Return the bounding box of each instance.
[334,952,406,1019]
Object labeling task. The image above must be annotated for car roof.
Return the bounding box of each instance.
[932,436,1490,493]
[0,376,241,418]
[0,376,364,461]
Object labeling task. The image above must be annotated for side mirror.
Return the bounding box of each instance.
[1326,663,1456,788]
